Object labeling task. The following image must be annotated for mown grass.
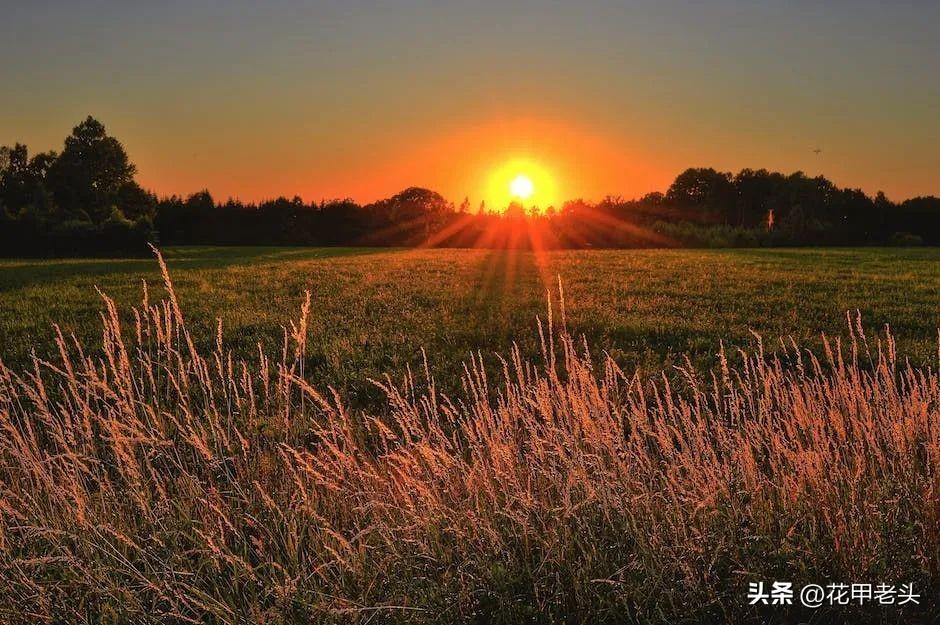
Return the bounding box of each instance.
[0,249,937,623]
[3,246,940,411]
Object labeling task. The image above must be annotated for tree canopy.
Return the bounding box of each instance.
[3,117,940,256]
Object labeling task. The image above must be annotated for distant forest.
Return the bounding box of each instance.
[3,117,939,256]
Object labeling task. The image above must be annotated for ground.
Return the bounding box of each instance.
[2,245,939,623]
[2,246,938,407]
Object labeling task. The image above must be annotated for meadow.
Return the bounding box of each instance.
[3,246,940,409]
[1,246,939,623]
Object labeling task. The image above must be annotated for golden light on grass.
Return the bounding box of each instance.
[2,254,937,622]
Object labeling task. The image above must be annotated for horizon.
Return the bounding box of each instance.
[3,1,939,205]
[143,161,934,209]
[8,113,938,210]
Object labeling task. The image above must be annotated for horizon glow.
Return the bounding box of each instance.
[2,1,939,205]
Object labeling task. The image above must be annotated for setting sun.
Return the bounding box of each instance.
[485,157,559,211]
[509,174,534,200]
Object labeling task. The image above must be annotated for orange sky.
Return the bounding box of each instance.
[264,117,670,209]
[3,2,939,206]
[128,114,676,209]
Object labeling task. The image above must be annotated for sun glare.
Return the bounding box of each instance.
[485,158,558,212]
[509,174,535,200]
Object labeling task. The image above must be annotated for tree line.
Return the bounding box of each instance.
[3,117,939,256]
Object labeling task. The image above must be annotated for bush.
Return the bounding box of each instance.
[652,220,771,248]
[0,209,155,257]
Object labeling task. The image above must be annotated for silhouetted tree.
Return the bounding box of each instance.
[666,168,736,222]
[365,187,452,244]
[1,117,156,256]
[6,116,940,255]
[46,116,140,223]
[0,144,57,219]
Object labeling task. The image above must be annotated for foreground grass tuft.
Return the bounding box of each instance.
[0,251,937,623]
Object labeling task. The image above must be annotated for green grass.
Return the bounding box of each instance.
[3,245,940,407]
[2,245,939,623]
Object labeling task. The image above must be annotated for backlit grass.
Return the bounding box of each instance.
[0,250,936,623]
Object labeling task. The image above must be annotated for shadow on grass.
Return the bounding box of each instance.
[0,246,391,291]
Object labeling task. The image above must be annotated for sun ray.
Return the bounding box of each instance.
[419,212,478,248]
[354,214,429,246]
[575,205,677,247]
[524,216,558,292]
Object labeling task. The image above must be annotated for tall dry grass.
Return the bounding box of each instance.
[0,251,937,623]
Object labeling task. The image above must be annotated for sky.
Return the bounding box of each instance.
[2,0,939,207]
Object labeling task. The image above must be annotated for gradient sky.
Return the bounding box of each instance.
[2,0,938,206]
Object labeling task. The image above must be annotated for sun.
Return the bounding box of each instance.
[509,174,534,200]
[484,158,558,211]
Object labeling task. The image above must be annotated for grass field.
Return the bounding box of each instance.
[1,246,939,623]
[3,246,940,408]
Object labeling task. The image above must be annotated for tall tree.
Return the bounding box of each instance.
[47,116,138,223]
[0,143,57,218]
[666,168,736,222]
